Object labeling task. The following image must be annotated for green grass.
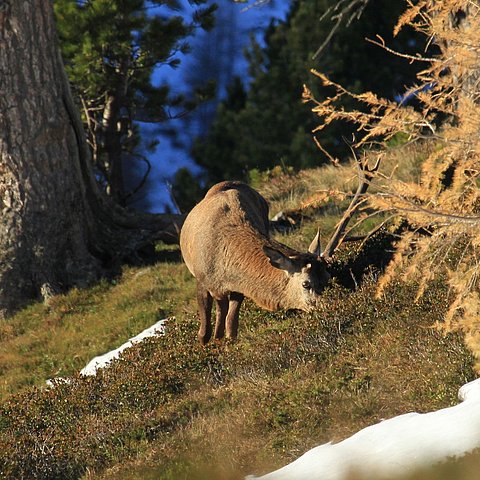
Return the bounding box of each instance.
[0,260,196,401]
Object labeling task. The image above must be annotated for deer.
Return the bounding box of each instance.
[180,155,379,345]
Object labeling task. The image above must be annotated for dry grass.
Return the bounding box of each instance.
[94,267,473,480]
[255,138,427,230]
[0,151,476,480]
[0,237,474,479]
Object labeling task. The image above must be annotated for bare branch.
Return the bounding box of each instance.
[123,153,152,202]
[80,95,98,164]
[376,192,480,226]
[313,0,370,60]
[313,134,340,165]
[366,35,442,63]
[234,0,272,13]
[165,181,182,215]
[322,148,381,259]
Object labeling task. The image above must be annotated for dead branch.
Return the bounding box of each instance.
[366,35,441,63]
[123,153,152,203]
[236,0,271,12]
[376,192,480,226]
[322,149,381,259]
[313,0,370,60]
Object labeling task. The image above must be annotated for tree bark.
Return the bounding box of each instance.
[0,0,183,318]
[100,56,130,205]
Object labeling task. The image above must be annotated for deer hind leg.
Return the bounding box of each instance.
[214,296,229,340]
[226,292,244,340]
[197,282,213,345]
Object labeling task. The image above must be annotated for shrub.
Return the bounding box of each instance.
[305,0,480,369]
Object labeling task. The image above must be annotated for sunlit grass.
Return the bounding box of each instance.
[0,258,196,401]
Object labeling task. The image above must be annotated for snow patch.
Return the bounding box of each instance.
[247,378,480,480]
[46,319,167,386]
[80,318,166,376]
[458,377,480,402]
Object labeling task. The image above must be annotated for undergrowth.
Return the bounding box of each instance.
[0,260,195,401]
[0,224,474,479]
[0,145,477,479]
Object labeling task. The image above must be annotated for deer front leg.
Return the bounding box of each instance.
[197,282,213,345]
[226,292,244,340]
[214,296,229,340]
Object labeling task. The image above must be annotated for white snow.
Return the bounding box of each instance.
[247,378,480,480]
[46,319,167,387]
[79,318,166,376]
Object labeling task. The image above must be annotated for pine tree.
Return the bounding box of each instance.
[191,0,423,187]
[54,0,216,206]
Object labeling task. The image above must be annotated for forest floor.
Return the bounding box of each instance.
[0,158,479,480]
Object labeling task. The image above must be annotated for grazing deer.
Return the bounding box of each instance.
[180,181,330,344]
[180,157,378,344]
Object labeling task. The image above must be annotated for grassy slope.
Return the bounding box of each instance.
[0,252,195,401]
[0,161,478,480]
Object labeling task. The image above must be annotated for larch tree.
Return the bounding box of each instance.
[0,0,192,318]
[306,0,480,368]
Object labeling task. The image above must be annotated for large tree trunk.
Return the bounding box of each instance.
[0,0,183,318]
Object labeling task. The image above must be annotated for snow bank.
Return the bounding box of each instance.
[47,319,167,387]
[80,318,166,376]
[247,378,480,480]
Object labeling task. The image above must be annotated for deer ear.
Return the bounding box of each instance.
[263,246,297,273]
[308,228,322,257]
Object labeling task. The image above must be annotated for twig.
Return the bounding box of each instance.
[165,181,182,214]
[366,35,441,63]
[313,0,370,60]
[322,148,381,258]
[123,153,152,201]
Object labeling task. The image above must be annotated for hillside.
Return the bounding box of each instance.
[0,156,478,480]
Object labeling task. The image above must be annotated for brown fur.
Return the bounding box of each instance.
[180,181,330,344]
